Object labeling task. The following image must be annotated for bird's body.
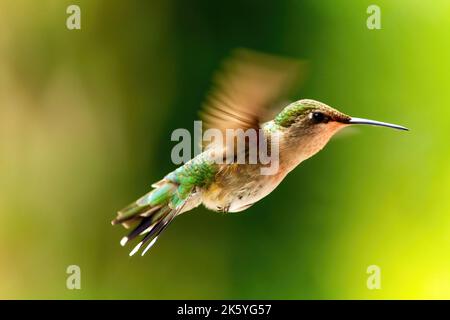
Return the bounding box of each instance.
[112,50,408,256]
[200,114,345,213]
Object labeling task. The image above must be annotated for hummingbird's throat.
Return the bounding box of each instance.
[281,122,348,172]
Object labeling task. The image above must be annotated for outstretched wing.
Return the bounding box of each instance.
[200,48,305,149]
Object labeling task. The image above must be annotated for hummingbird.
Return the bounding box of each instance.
[112,49,408,256]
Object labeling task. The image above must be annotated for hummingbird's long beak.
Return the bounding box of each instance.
[347,117,409,131]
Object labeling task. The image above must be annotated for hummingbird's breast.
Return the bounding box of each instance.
[201,162,286,213]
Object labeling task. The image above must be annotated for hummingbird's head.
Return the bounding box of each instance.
[275,99,351,138]
[275,99,409,133]
[274,99,408,160]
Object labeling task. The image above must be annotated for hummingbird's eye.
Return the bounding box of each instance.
[310,112,329,124]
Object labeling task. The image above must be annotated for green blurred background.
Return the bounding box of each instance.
[0,0,449,299]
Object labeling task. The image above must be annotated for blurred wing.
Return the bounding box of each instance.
[200,49,305,149]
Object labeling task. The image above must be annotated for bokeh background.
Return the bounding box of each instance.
[0,0,449,299]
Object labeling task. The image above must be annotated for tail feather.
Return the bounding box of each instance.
[112,204,161,227]
[130,199,188,256]
[133,214,172,256]
[120,206,171,246]
[112,180,192,256]
[111,182,177,226]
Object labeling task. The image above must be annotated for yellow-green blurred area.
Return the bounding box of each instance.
[0,0,449,299]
